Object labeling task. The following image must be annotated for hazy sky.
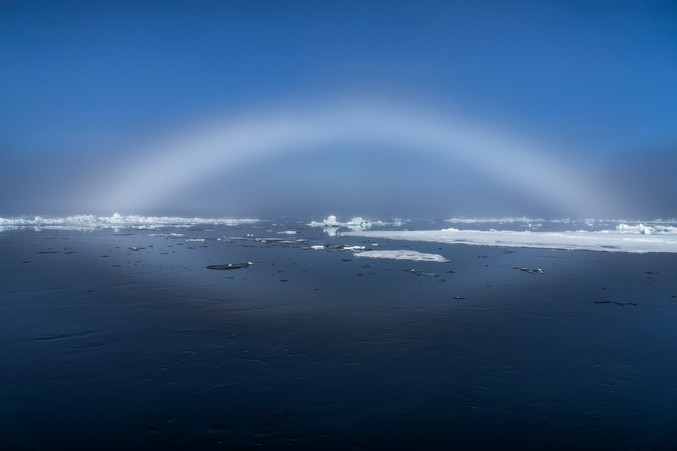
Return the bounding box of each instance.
[1,0,676,218]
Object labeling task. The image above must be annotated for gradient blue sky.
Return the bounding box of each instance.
[1,0,676,218]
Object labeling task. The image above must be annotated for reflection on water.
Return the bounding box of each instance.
[1,219,677,448]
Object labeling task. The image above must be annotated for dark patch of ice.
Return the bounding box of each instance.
[594,301,637,306]
[206,262,252,270]
[513,266,546,274]
[406,269,439,277]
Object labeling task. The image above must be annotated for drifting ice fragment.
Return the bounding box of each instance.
[406,269,439,277]
[354,250,448,262]
[513,266,546,274]
[206,262,253,270]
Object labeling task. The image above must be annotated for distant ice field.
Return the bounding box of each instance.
[345,228,677,254]
[0,214,259,229]
[2,214,677,254]
[323,216,677,254]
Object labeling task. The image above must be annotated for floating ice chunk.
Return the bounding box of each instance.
[206,262,253,270]
[310,245,325,250]
[354,250,449,262]
[513,267,546,274]
[318,244,367,252]
[185,238,206,242]
[277,230,298,235]
[406,269,439,276]
[308,215,340,228]
[344,217,371,230]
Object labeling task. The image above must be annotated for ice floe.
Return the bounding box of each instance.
[353,250,449,262]
[344,226,677,254]
[310,244,367,252]
[341,245,367,251]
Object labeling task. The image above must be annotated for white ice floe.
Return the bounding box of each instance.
[345,225,677,254]
[277,230,298,235]
[0,214,259,230]
[354,250,449,262]
[185,238,206,242]
[308,244,365,251]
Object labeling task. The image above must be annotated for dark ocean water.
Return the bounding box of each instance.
[1,219,677,449]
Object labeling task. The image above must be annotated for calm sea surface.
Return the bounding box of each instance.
[1,219,677,449]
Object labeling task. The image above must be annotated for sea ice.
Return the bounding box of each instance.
[0,214,259,230]
[445,217,540,224]
[345,226,677,254]
[308,215,404,236]
[206,262,253,270]
[614,223,677,235]
[353,250,449,262]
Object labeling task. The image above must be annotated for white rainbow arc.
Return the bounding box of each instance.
[100,100,615,216]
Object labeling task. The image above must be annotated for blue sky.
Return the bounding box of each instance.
[1,1,676,218]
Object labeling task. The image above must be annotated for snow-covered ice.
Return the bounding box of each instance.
[345,224,677,254]
[308,215,404,236]
[354,250,449,262]
[0,214,259,230]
